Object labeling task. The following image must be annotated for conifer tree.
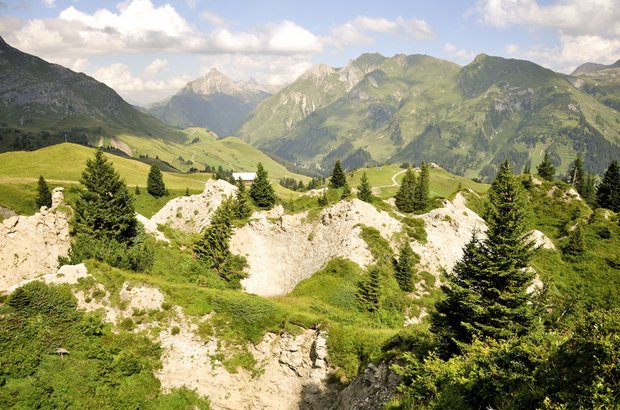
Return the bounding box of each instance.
[394,243,416,292]
[569,154,585,193]
[249,162,276,209]
[596,160,620,212]
[537,151,555,181]
[357,266,381,312]
[72,149,137,242]
[357,172,373,202]
[185,187,190,196]
[317,190,328,206]
[234,178,252,219]
[147,164,166,198]
[395,167,416,213]
[329,160,347,189]
[431,160,537,355]
[194,197,247,285]
[35,175,52,209]
[135,185,141,195]
[581,172,597,207]
[341,181,351,199]
[565,224,585,256]
[413,162,430,211]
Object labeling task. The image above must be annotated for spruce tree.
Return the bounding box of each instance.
[72,149,137,242]
[565,224,585,256]
[431,160,537,355]
[569,154,585,193]
[249,163,276,209]
[185,187,190,196]
[35,175,52,209]
[357,266,381,312]
[395,167,416,213]
[135,185,141,195]
[234,178,252,220]
[413,162,430,211]
[596,160,620,212]
[147,164,166,198]
[537,151,555,181]
[317,190,328,206]
[394,243,416,292]
[329,160,347,189]
[581,172,597,207]
[357,172,373,202]
[341,181,351,199]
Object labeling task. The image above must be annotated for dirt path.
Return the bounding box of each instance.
[376,169,406,189]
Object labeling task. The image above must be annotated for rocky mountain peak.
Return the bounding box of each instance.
[183,68,244,96]
[300,63,336,80]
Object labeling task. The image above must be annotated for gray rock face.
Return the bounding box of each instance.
[331,362,401,410]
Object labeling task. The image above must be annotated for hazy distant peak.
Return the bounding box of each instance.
[571,59,620,76]
[183,68,244,96]
[300,63,336,80]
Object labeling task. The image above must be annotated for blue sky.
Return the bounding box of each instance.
[1,0,618,104]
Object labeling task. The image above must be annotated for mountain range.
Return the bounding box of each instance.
[0,35,184,152]
[1,34,619,180]
[148,69,278,137]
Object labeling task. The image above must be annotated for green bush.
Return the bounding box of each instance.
[65,234,154,272]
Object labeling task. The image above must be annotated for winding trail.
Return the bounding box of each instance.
[376,169,406,189]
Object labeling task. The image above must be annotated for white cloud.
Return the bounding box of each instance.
[505,34,620,73]
[475,0,620,36]
[42,0,55,6]
[200,10,225,26]
[443,43,476,61]
[144,58,169,77]
[200,54,313,86]
[92,62,190,104]
[266,20,322,53]
[329,16,434,49]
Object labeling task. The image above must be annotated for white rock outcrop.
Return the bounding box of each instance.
[148,179,237,234]
[410,193,486,279]
[157,328,336,410]
[0,205,70,291]
[529,229,556,250]
[233,199,402,296]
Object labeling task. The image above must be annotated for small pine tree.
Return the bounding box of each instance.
[581,172,596,207]
[249,163,276,209]
[234,178,252,219]
[596,160,620,212]
[394,243,416,292]
[135,185,141,195]
[147,164,166,198]
[569,154,585,193]
[413,162,430,211]
[72,149,137,242]
[329,160,347,189]
[565,224,585,256]
[357,172,373,202]
[185,187,190,196]
[537,151,555,181]
[35,175,52,209]
[317,190,328,206]
[341,182,351,199]
[395,167,416,213]
[522,163,531,175]
[357,267,381,312]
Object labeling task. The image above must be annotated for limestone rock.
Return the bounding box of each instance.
[529,229,555,250]
[332,362,401,410]
[233,199,402,296]
[148,179,237,234]
[0,207,70,292]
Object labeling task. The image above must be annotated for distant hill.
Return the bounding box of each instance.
[569,59,620,113]
[0,35,185,151]
[570,59,620,76]
[238,53,620,179]
[148,69,275,137]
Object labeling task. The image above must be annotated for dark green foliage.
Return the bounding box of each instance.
[564,224,585,256]
[194,197,248,286]
[317,190,328,206]
[249,162,276,209]
[596,160,620,212]
[357,267,381,312]
[568,154,585,193]
[329,160,347,189]
[341,182,351,199]
[413,162,430,211]
[147,164,166,198]
[357,172,373,202]
[0,282,211,409]
[432,161,537,355]
[536,150,555,181]
[35,175,52,208]
[72,149,137,243]
[185,187,190,196]
[394,243,416,292]
[135,185,141,195]
[580,172,597,207]
[64,233,155,272]
[395,167,416,213]
[233,178,252,220]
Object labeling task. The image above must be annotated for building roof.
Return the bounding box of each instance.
[232,172,256,181]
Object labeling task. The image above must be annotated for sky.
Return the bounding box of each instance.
[1,0,619,105]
